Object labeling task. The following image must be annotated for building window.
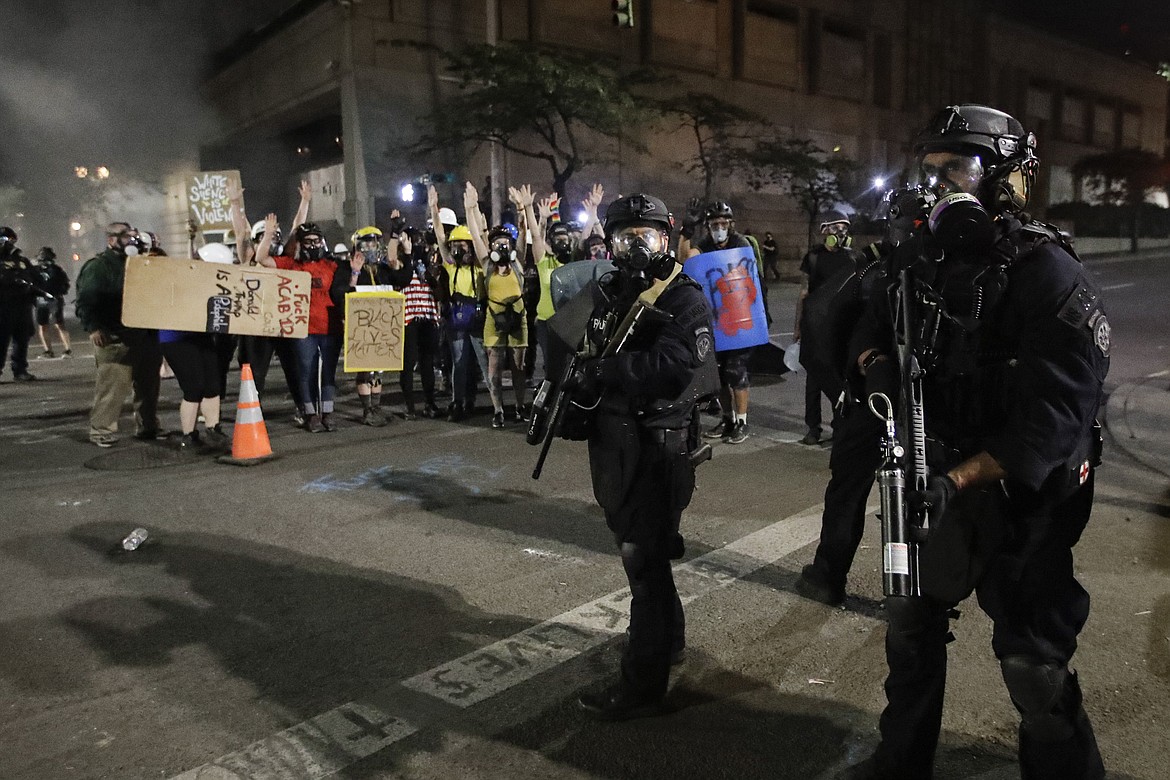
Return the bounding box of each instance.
[1093,104,1116,148]
[651,0,719,73]
[742,1,799,87]
[1061,95,1087,144]
[1048,164,1074,206]
[1121,111,1142,148]
[1025,87,1053,130]
[819,21,866,102]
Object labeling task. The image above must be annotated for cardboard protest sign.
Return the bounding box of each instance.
[188,170,242,233]
[121,256,311,338]
[683,246,769,352]
[343,291,405,372]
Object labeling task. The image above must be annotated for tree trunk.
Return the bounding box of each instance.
[1130,202,1140,254]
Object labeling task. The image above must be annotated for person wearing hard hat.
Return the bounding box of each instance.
[428,185,488,422]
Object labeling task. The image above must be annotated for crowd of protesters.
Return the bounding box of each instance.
[4,177,856,453]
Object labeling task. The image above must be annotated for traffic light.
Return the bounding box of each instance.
[612,0,634,28]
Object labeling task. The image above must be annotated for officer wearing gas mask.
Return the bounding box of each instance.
[843,105,1108,780]
[0,226,39,381]
[568,194,717,721]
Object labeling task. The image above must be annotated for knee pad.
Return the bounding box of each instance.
[1000,655,1079,742]
[620,542,646,579]
[883,596,951,655]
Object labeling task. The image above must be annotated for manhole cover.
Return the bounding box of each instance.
[85,444,193,471]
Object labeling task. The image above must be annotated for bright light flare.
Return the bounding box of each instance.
[576,209,589,224]
[400,183,415,202]
[873,177,886,189]
[70,221,82,232]
[74,166,88,178]
[96,166,110,179]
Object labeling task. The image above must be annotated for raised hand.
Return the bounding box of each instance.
[537,194,554,221]
[264,212,279,236]
[227,179,244,205]
[298,179,312,203]
[427,184,439,211]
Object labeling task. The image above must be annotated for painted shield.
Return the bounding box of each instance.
[684,246,769,352]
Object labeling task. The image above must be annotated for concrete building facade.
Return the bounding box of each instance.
[198,0,1168,261]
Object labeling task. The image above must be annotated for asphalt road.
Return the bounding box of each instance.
[0,255,1167,780]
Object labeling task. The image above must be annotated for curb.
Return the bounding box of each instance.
[1104,377,1170,479]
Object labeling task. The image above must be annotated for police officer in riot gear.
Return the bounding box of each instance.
[0,227,39,381]
[570,194,717,721]
[843,105,1107,779]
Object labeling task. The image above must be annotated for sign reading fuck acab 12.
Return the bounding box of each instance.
[188,170,242,233]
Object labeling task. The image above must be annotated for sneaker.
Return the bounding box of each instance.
[492,411,505,429]
[178,431,202,454]
[320,413,335,432]
[726,420,749,444]
[306,414,325,433]
[423,402,441,419]
[202,424,229,449]
[794,564,845,607]
[62,349,72,357]
[12,372,36,381]
[513,406,527,424]
[799,430,820,446]
[704,418,731,440]
[90,433,119,448]
[42,349,55,358]
[578,683,667,722]
[292,410,306,428]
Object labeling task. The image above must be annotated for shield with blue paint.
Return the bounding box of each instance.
[684,246,769,352]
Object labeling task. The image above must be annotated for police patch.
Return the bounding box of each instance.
[1088,310,1110,357]
[695,329,714,362]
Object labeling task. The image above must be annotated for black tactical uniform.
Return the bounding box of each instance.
[847,105,1107,780]
[0,228,38,380]
[573,194,717,720]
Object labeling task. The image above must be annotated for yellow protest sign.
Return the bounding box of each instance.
[343,291,405,372]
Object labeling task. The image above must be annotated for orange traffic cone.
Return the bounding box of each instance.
[218,363,276,466]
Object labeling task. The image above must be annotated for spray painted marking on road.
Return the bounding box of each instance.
[299,456,504,497]
[169,702,418,780]
[1101,282,1136,291]
[402,506,823,707]
[169,505,822,779]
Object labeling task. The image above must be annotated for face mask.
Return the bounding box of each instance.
[710,227,728,244]
[301,245,326,261]
[823,233,850,250]
[551,238,572,257]
[124,243,139,256]
[927,192,995,256]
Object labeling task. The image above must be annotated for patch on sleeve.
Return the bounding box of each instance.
[1057,283,1098,329]
[1087,310,1110,357]
[676,300,711,331]
[694,326,714,363]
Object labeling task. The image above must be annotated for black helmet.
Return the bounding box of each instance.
[0,226,16,242]
[705,201,733,221]
[487,224,514,244]
[913,104,1039,213]
[913,104,1035,167]
[547,221,572,238]
[603,194,674,235]
[295,222,325,242]
[818,210,850,230]
[37,246,56,262]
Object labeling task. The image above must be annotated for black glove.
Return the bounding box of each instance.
[910,474,958,528]
[561,359,604,395]
[864,355,899,403]
[681,196,704,238]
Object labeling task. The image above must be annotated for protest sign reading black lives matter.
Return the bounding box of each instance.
[188,170,242,233]
[121,256,311,338]
[344,291,405,372]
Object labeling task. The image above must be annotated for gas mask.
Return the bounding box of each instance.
[609,224,673,281]
[926,192,995,255]
[299,236,327,261]
[709,227,729,244]
[550,236,573,259]
[490,242,515,265]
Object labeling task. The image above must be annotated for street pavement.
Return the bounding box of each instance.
[0,253,1167,780]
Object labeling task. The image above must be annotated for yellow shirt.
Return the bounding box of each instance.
[535,252,563,321]
[448,263,482,298]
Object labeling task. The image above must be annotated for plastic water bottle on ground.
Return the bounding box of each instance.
[121,528,149,551]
